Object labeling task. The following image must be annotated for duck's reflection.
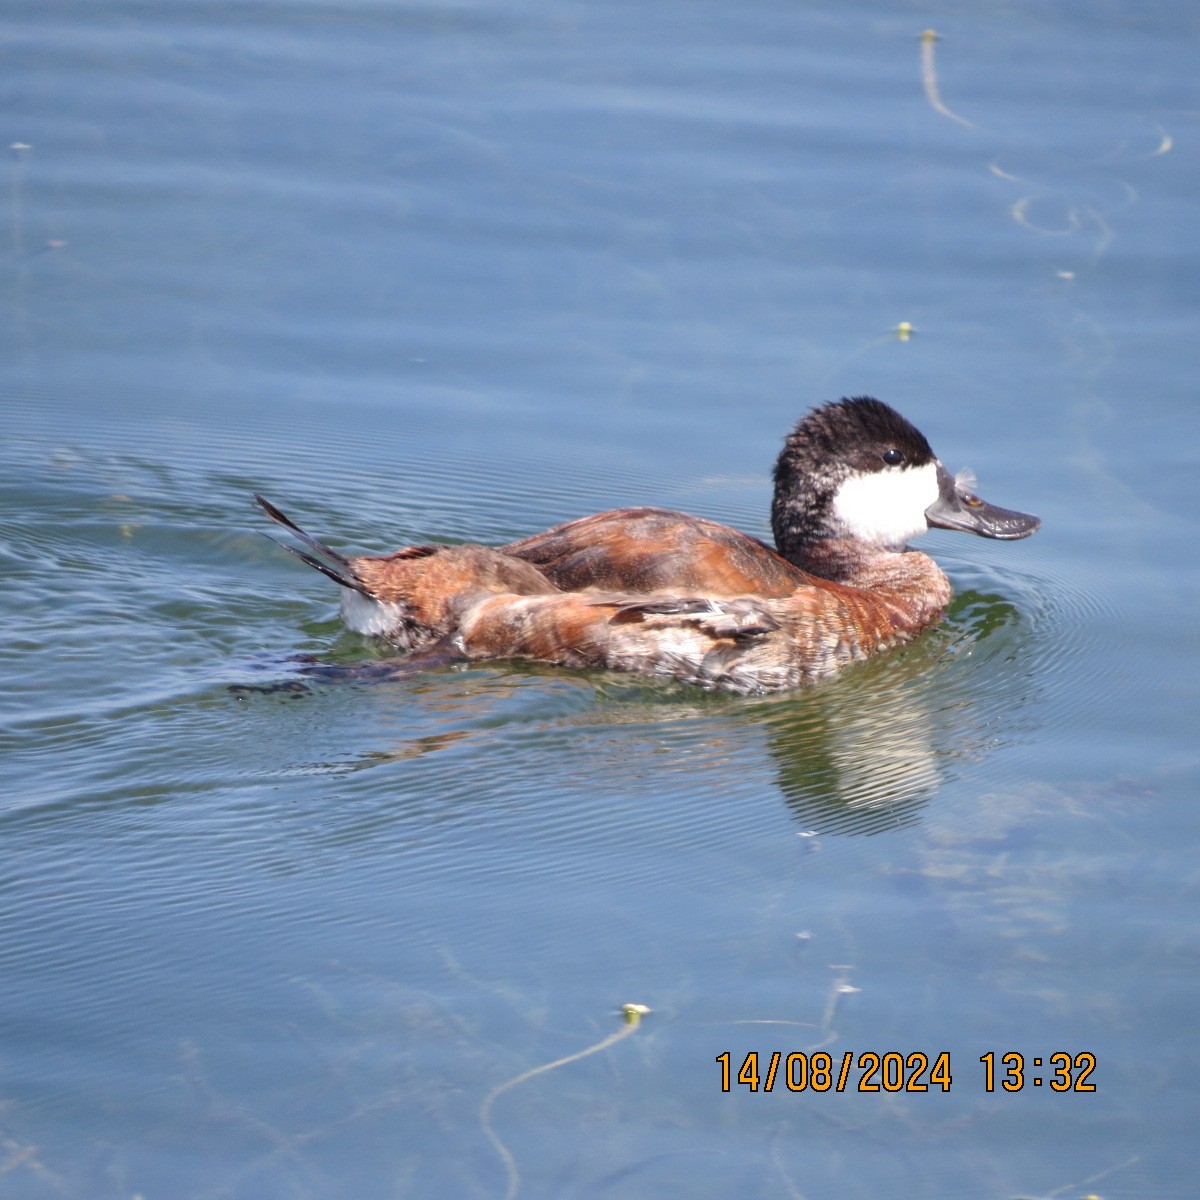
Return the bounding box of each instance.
[243,586,1036,837]
[759,586,1033,833]
[756,651,953,835]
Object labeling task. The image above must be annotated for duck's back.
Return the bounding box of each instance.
[501,507,811,597]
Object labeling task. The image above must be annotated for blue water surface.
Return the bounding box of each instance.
[2,0,1199,1197]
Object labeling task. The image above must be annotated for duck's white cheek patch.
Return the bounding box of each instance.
[832,461,940,547]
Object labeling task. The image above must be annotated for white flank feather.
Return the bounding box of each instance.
[341,589,406,637]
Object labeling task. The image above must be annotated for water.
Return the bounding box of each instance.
[2,0,1198,1196]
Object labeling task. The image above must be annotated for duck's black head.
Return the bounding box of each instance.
[770,397,1040,561]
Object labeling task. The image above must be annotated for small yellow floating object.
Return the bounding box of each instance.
[895,321,915,341]
[622,1003,652,1026]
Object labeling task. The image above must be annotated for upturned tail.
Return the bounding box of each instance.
[253,493,373,597]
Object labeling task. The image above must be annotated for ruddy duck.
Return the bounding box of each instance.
[255,397,1039,694]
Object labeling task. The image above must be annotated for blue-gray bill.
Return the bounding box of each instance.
[924,464,1041,540]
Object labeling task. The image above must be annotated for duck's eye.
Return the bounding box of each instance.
[882,449,904,466]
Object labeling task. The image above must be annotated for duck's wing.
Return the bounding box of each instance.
[501,506,811,597]
[452,587,819,693]
[603,595,780,638]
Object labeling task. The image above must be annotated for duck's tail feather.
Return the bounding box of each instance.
[252,493,374,597]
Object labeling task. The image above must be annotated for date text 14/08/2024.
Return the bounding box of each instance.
[715,1051,1097,1093]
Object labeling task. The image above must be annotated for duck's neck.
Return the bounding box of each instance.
[791,538,953,627]
[790,537,894,582]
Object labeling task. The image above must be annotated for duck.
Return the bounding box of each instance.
[254,396,1039,694]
